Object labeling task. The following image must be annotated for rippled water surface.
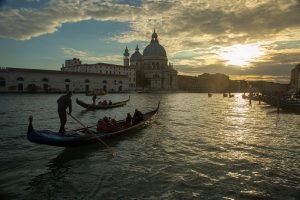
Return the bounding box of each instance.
[0,93,299,200]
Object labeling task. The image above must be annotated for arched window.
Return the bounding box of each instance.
[17,77,24,81]
[85,79,90,83]
[42,78,49,82]
[0,77,5,87]
[103,80,107,84]
[65,78,70,82]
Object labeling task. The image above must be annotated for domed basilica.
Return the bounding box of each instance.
[123,30,178,90]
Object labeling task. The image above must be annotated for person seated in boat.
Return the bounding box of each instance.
[111,118,118,127]
[133,109,143,124]
[97,117,110,132]
[125,113,132,125]
[109,100,112,105]
[103,116,109,122]
[103,100,108,105]
[98,100,102,105]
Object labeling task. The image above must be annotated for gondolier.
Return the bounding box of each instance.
[92,94,97,104]
[57,91,72,133]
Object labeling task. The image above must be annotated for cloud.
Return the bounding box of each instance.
[61,47,122,64]
[1,0,299,44]
[0,0,139,40]
[230,75,290,83]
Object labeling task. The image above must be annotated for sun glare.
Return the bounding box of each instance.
[218,44,264,67]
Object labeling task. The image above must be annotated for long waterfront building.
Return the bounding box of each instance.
[61,59,136,90]
[0,67,129,93]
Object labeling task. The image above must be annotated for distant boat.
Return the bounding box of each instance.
[86,89,106,96]
[280,100,300,113]
[208,93,212,97]
[223,93,228,97]
[137,89,151,93]
[76,96,130,110]
[26,102,160,147]
[229,94,234,98]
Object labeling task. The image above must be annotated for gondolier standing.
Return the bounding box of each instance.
[57,91,72,133]
[92,94,96,105]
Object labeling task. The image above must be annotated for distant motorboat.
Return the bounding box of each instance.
[223,93,228,97]
[208,93,212,97]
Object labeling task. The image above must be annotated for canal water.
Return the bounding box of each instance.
[0,93,299,200]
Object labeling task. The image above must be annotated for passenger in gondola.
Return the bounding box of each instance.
[133,109,143,124]
[97,116,109,132]
[57,91,72,133]
[92,94,97,105]
[109,100,112,105]
[103,116,109,122]
[103,100,108,105]
[98,100,102,105]
[126,113,132,125]
[111,118,117,127]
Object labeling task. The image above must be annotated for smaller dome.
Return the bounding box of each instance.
[130,45,142,61]
[123,46,129,56]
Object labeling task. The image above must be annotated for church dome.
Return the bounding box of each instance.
[143,30,167,58]
[130,45,143,61]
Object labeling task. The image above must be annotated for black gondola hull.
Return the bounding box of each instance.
[27,102,160,147]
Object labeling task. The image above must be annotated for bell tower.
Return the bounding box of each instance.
[123,46,129,66]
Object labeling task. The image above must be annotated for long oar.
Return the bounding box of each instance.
[69,125,96,132]
[68,113,116,157]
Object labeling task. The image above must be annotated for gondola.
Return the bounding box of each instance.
[27,101,160,147]
[76,96,130,110]
[86,89,106,96]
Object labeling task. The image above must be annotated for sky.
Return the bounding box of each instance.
[0,0,300,83]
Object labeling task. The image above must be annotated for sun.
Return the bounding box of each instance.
[218,44,264,67]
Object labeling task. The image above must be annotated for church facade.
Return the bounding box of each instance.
[124,30,178,90]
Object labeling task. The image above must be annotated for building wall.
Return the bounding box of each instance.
[0,68,129,93]
[61,61,136,90]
